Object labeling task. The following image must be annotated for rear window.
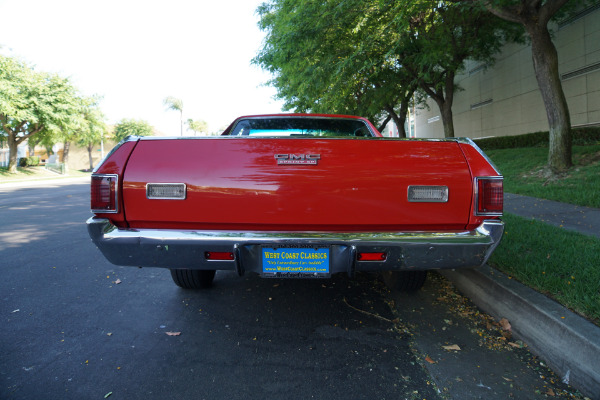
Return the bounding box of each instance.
[227,117,374,137]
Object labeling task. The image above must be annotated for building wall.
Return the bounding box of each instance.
[414,6,600,139]
[64,141,118,171]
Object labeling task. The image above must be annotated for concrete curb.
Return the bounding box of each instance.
[439,265,600,400]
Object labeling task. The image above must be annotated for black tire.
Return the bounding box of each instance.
[170,269,216,289]
[381,270,428,292]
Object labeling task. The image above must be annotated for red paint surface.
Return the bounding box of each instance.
[121,137,479,231]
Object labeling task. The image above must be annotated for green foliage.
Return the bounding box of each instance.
[18,156,40,167]
[0,54,89,172]
[475,127,600,150]
[163,96,183,113]
[186,119,208,136]
[254,0,522,137]
[113,119,153,142]
[75,97,108,148]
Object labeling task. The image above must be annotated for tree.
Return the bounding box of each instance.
[113,119,153,142]
[255,1,415,134]
[75,98,109,170]
[472,0,575,172]
[393,1,522,137]
[163,96,183,136]
[254,0,520,138]
[186,119,208,136]
[0,55,84,173]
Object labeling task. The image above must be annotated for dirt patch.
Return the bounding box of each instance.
[521,166,569,185]
[575,150,600,166]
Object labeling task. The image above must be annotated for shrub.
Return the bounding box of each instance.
[474,127,600,150]
[18,156,41,167]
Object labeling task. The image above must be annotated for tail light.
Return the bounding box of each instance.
[91,174,119,213]
[475,177,503,216]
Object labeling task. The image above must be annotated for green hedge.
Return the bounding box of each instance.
[18,156,41,167]
[474,127,600,150]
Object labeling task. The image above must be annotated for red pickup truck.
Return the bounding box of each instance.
[87,114,503,291]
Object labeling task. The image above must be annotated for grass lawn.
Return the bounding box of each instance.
[0,166,90,182]
[485,145,600,325]
[486,145,600,208]
[489,213,600,325]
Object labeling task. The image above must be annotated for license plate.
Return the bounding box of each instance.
[262,247,330,276]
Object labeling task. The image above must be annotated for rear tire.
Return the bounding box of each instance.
[382,270,428,292]
[170,269,216,289]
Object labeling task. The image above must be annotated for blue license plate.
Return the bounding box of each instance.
[262,247,330,275]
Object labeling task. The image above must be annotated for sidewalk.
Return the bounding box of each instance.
[504,192,600,238]
[440,193,600,399]
[0,175,90,189]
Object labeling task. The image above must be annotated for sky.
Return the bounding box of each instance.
[0,0,285,135]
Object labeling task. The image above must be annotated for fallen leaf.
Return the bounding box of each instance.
[501,330,512,340]
[499,318,511,331]
[508,342,521,348]
[114,279,122,285]
[166,332,181,336]
[502,377,513,382]
[104,392,113,399]
[107,333,113,337]
[546,388,555,396]
[443,344,461,351]
[425,356,436,364]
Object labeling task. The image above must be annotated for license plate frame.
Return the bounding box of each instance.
[261,245,330,278]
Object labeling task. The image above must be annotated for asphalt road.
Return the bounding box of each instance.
[0,181,583,399]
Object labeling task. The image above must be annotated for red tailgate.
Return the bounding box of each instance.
[122,138,473,231]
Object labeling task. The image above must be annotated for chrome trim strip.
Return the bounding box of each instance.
[457,137,502,175]
[92,137,139,174]
[91,174,119,214]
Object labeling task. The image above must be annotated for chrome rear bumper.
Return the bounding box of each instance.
[87,218,504,276]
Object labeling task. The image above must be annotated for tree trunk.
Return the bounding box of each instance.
[441,72,456,138]
[398,97,411,138]
[440,101,455,138]
[87,144,94,170]
[377,114,392,133]
[62,141,70,172]
[385,105,407,138]
[420,71,456,138]
[526,23,572,172]
[427,90,455,138]
[7,134,20,173]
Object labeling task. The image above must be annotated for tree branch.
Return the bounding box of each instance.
[377,114,392,132]
[539,0,571,26]
[483,1,526,24]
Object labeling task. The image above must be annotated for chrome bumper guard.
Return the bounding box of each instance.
[87,218,504,276]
